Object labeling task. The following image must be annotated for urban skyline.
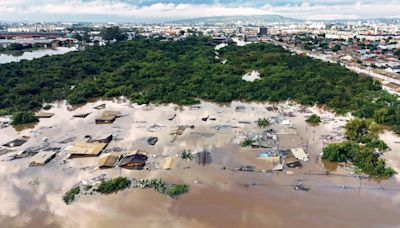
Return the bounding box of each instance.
[0,0,399,22]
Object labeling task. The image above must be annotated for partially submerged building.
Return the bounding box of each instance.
[118,153,148,170]
[95,111,120,124]
[3,136,30,148]
[284,156,302,168]
[29,151,56,166]
[98,152,121,168]
[170,126,186,142]
[257,149,280,163]
[249,130,278,148]
[280,149,302,168]
[73,112,91,118]
[35,112,54,118]
[290,148,308,161]
[88,134,113,143]
[276,128,298,135]
[66,142,108,157]
[162,157,177,170]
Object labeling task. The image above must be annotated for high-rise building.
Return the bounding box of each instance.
[259,27,268,36]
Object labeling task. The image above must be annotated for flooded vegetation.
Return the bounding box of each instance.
[0,99,400,227]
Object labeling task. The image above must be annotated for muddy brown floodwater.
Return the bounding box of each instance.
[0,99,399,228]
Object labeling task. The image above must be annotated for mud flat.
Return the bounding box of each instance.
[0,99,399,228]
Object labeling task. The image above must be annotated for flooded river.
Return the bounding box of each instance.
[0,47,77,64]
[0,99,399,227]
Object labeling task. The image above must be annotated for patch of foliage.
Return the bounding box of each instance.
[306,114,321,124]
[140,178,189,198]
[322,141,395,177]
[344,117,379,142]
[63,186,80,204]
[11,111,38,125]
[165,184,189,197]
[97,177,131,194]
[322,119,395,177]
[84,185,92,191]
[241,138,254,147]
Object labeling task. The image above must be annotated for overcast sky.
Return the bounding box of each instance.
[0,0,399,22]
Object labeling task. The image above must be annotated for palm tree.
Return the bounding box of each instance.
[257,118,271,128]
[179,149,193,162]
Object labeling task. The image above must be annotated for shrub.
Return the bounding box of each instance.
[166,184,189,197]
[63,187,80,204]
[97,177,131,194]
[11,111,38,125]
[241,138,254,147]
[322,141,395,177]
[306,114,321,124]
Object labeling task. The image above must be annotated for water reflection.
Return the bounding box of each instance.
[0,47,77,64]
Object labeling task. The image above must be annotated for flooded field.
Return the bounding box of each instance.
[0,99,400,228]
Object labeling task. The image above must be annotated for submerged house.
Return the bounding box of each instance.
[66,142,108,157]
[290,148,308,161]
[118,152,148,170]
[95,111,120,124]
[73,112,91,118]
[257,149,280,163]
[35,112,54,118]
[284,156,302,168]
[162,157,177,170]
[280,149,301,168]
[3,136,30,148]
[98,152,121,168]
[29,151,56,166]
[250,131,278,148]
[88,134,113,143]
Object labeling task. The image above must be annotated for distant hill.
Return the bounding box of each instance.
[169,15,302,25]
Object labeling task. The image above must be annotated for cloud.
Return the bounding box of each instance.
[0,0,399,22]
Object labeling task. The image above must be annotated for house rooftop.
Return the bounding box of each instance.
[98,152,121,168]
[66,142,108,157]
[29,151,56,166]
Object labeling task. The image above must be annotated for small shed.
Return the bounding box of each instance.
[29,151,56,166]
[98,152,121,168]
[95,111,120,124]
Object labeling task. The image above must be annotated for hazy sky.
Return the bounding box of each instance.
[0,0,399,22]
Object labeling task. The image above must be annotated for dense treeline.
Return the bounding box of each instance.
[0,36,399,132]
